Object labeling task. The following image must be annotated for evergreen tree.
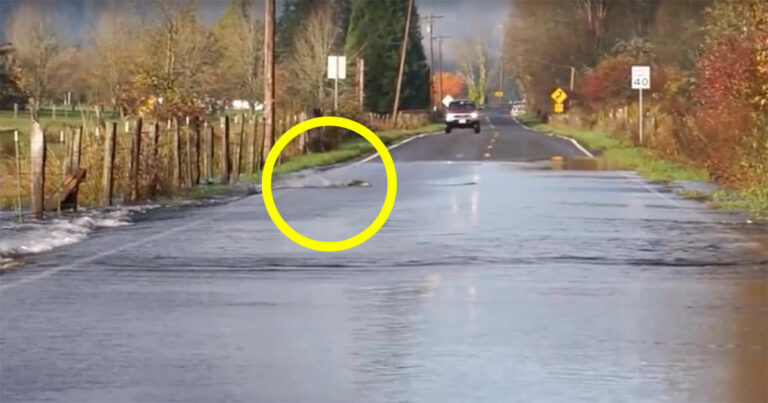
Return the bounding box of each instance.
[278,0,350,59]
[277,0,311,59]
[345,0,429,113]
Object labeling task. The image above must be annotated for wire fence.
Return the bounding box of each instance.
[0,110,430,220]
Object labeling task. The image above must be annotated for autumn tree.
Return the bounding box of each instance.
[48,47,88,106]
[0,43,22,108]
[431,72,465,103]
[89,3,140,116]
[5,0,60,117]
[456,35,490,106]
[691,0,768,183]
[283,2,339,110]
[136,1,218,116]
[211,0,263,109]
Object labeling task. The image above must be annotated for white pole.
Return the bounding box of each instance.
[639,88,643,145]
[334,57,339,114]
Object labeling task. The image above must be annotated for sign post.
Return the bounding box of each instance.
[327,55,347,114]
[631,66,651,144]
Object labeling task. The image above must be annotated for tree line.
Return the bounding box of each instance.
[505,0,768,190]
[1,0,431,119]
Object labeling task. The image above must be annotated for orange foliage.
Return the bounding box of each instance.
[431,72,465,103]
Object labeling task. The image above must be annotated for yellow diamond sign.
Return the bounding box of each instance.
[551,87,568,104]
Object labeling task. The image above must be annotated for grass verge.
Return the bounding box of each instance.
[519,116,768,219]
[519,116,708,183]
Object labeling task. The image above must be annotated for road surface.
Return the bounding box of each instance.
[1,109,766,402]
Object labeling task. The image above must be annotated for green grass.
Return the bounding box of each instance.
[520,115,768,218]
[0,109,104,149]
[520,116,708,183]
[711,187,768,219]
[677,189,712,202]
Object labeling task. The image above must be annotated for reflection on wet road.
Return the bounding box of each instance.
[1,111,766,402]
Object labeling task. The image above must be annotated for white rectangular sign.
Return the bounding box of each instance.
[631,66,651,90]
[327,56,347,80]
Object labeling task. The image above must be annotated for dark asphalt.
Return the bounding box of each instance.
[1,108,766,403]
[387,111,585,162]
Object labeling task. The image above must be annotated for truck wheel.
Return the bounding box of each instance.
[474,124,481,134]
[445,126,452,134]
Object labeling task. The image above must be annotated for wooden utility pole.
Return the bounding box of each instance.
[423,14,443,108]
[262,0,276,166]
[392,0,415,122]
[434,36,449,107]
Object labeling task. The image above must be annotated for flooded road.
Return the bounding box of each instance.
[1,111,766,402]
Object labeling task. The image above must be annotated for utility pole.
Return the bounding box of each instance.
[262,0,275,165]
[392,0,415,122]
[423,14,443,108]
[433,36,449,108]
[498,24,504,105]
[569,66,575,92]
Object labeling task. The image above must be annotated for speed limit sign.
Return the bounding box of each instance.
[632,65,651,145]
[631,66,651,90]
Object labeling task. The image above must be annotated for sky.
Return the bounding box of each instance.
[0,0,510,64]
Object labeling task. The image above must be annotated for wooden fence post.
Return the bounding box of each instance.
[247,116,256,174]
[221,116,230,184]
[29,121,46,218]
[173,118,181,189]
[13,130,23,222]
[185,116,192,187]
[70,126,82,210]
[63,128,71,176]
[13,103,18,119]
[147,122,159,197]
[233,114,245,182]
[128,118,143,202]
[101,122,117,206]
[72,127,82,172]
[258,116,266,169]
[206,122,214,182]
[194,119,201,186]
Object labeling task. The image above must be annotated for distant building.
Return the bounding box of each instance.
[231,100,263,111]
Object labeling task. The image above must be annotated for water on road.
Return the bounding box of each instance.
[1,112,766,402]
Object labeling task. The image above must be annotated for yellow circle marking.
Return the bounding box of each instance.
[261,117,397,252]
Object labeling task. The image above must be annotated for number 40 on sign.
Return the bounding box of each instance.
[631,66,650,90]
[631,65,651,145]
